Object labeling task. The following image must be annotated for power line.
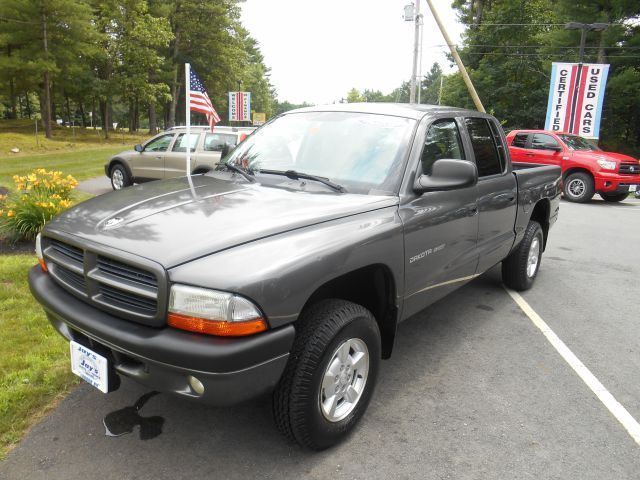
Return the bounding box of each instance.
[424,44,640,50]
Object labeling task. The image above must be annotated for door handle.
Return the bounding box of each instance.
[525,152,535,156]
[155,156,162,160]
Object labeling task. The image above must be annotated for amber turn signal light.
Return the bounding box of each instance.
[167,312,267,337]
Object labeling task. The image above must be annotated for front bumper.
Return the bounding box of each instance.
[594,171,640,193]
[29,267,295,405]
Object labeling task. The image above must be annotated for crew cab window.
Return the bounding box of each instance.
[465,117,503,177]
[511,133,528,148]
[172,133,199,152]
[421,119,465,175]
[204,133,237,152]
[144,134,174,152]
[531,133,559,150]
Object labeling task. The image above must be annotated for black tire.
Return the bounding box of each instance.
[272,299,381,450]
[502,221,544,291]
[110,164,132,190]
[563,172,594,203]
[599,192,628,203]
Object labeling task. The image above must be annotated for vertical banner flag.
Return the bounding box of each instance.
[228,92,251,122]
[544,62,609,139]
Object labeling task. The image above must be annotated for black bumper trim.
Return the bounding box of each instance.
[29,266,295,374]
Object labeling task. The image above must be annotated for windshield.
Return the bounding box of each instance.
[558,134,601,151]
[224,111,416,194]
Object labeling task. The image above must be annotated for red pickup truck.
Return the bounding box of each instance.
[506,130,640,203]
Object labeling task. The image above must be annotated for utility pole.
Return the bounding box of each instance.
[424,0,485,112]
[409,0,421,104]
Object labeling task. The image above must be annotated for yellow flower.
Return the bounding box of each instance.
[7,210,14,217]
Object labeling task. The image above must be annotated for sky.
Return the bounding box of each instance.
[240,0,465,105]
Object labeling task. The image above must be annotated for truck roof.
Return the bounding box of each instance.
[287,102,482,120]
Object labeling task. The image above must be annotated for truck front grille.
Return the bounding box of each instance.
[619,163,640,175]
[42,236,166,326]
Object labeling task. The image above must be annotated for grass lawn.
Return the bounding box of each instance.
[0,255,78,460]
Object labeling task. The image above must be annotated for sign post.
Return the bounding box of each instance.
[544,62,609,139]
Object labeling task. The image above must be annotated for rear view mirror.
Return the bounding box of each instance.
[134,144,143,152]
[414,159,477,193]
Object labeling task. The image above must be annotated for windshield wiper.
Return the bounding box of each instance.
[220,162,255,183]
[258,169,347,193]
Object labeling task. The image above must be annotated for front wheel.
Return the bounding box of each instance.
[502,221,544,291]
[563,172,594,203]
[599,192,628,203]
[272,299,381,450]
[110,164,132,191]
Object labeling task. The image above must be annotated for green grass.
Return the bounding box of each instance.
[0,147,124,189]
[0,255,78,460]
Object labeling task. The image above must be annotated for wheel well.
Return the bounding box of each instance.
[191,166,213,175]
[562,167,593,183]
[109,159,130,177]
[301,265,398,359]
[530,199,550,250]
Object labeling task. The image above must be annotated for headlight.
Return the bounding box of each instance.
[167,284,267,336]
[35,233,48,272]
[597,159,617,170]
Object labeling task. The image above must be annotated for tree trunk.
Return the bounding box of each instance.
[597,30,607,64]
[100,100,110,139]
[149,103,157,134]
[42,12,52,139]
[475,0,484,25]
[7,46,17,119]
[25,92,31,119]
[167,23,181,128]
[65,93,72,125]
[79,102,87,127]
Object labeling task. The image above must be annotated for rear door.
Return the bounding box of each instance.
[508,132,530,163]
[134,133,175,180]
[163,133,200,178]
[463,116,518,273]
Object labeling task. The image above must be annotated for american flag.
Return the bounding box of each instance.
[189,68,221,130]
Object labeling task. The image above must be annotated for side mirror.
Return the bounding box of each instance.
[414,159,477,193]
[134,144,143,153]
[544,143,562,152]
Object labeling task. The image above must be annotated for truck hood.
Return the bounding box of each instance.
[573,150,639,163]
[46,176,398,267]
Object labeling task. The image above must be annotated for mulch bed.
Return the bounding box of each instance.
[0,238,34,255]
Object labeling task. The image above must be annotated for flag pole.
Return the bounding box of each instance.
[185,63,191,177]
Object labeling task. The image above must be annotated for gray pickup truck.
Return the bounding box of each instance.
[29,104,560,450]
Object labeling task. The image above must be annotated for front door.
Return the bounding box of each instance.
[528,133,563,166]
[135,133,175,180]
[400,118,479,319]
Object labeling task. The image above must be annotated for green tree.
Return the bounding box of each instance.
[346,88,365,103]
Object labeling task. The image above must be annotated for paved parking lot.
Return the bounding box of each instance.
[2,197,639,480]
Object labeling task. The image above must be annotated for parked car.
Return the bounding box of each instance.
[506,129,640,203]
[30,104,560,450]
[105,126,254,190]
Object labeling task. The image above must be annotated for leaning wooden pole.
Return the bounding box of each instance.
[424,0,485,113]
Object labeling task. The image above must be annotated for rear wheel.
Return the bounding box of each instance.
[563,172,594,203]
[110,164,132,190]
[272,299,380,450]
[599,192,628,203]
[502,221,544,291]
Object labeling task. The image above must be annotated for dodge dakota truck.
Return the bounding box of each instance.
[29,104,561,450]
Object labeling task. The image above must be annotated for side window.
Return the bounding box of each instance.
[144,134,174,152]
[531,133,559,150]
[465,118,503,177]
[488,120,507,172]
[171,133,199,152]
[511,133,529,148]
[203,133,237,152]
[421,119,465,175]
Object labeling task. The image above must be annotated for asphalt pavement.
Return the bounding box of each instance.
[2,196,639,480]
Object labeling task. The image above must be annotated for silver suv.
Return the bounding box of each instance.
[105,126,255,190]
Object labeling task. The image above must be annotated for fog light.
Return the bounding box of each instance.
[188,375,205,395]
[604,181,611,187]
